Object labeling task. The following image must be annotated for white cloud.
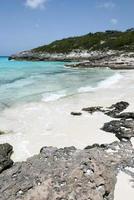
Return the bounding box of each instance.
[25,0,47,9]
[98,2,115,9]
[110,18,118,25]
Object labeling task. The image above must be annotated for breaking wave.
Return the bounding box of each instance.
[78,73,123,93]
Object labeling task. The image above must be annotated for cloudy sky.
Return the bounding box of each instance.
[0,0,134,55]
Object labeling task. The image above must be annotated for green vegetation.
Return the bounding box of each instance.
[32,29,134,53]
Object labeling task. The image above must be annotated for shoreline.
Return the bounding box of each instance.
[0,70,134,199]
[9,50,134,70]
[0,69,133,162]
[1,99,134,199]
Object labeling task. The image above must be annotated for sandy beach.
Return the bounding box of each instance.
[114,171,134,200]
[0,69,134,199]
[0,69,134,162]
[1,1,134,199]
[0,68,134,200]
[0,97,115,161]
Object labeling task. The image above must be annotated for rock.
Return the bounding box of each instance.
[82,106,103,114]
[105,101,129,117]
[81,101,134,141]
[115,112,134,119]
[0,143,13,173]
[71,112,82,116]
[82,101,129,117]
[0,141,134,200]
[0,130,6,135]
[9,49,134,70]
[0,130,11,135]
[102,119,134,141]
[65,52,134,70]
[1,101,134,199]
[85,143,108,150]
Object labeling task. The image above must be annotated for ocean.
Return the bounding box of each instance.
[0,56,125,161]
[0,56,121,110]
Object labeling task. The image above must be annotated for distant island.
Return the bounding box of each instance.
[9,28,134,69]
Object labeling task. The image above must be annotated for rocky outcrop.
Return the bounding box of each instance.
[9,50,134,69]
[82,106,103,114]
[73,101,134,141]
[102,119,134,141]
[1,101,134,199]
[82,101,129,117]
[8,50,94,62]
[8,29,134,69]
[0,143,13,173]
[66,52,134,69]
[0,141,134,200]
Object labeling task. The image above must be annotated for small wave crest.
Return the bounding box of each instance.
[42,91,66,102]
[42,73,123,102]
[78,73,123,93]
[0,77,25,86]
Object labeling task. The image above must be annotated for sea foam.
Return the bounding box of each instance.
[42,91,66,102]
[42,73,123,102]
[78,73,123,93]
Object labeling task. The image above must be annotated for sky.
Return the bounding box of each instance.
[0,0,134,55]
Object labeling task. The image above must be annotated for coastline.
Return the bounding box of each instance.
[1,2,134,198]
[0,69,133,161]
[9,50,134,70]
[0,69,134,199]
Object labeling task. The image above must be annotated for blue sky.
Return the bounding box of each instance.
[0,0,134,55]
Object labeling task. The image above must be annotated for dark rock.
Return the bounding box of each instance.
[0,143,13,173]
[1,101,134,199]
[85,143,108,150]
[82,101,129,117]
[71,112,82,116]
[82,106,103,114]
[115,112,134,119]
[0,130,6,135]
[0,141,134,200]
[102,119,134,141]
[81,101,134,141]
[105,101,129,117]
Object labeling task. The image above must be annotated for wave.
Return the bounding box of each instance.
[11,79,34,88]
[42,91,66,102]
[78,73,123,93]
[41,73,123,102]
[0,77,26,86]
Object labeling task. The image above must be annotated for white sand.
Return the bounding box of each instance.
[114,171,134,200]
[0,70,134,162]
[0,69,134,198]
[0,102,115,161]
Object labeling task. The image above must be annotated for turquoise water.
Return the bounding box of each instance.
[0,57,116,109]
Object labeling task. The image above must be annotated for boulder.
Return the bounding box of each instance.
[0,143,13,173]
[102,119,134,141]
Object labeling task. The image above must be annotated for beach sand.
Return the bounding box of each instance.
[0,70,134,199]
[0,70,134,162]
[114,171,134,200]
[0,100,115,161]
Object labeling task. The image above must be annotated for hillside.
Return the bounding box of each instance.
[9,29,134,69]
[32,29,134,53]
